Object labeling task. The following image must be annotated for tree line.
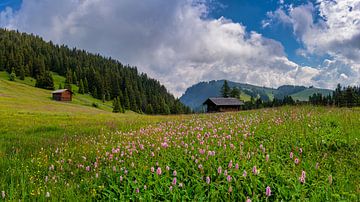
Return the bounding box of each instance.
[220,81,360,110]
[309,84,360,107]
[0,29,191,114]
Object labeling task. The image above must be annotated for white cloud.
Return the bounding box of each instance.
[265,0,360,89]
[0,0,343,97]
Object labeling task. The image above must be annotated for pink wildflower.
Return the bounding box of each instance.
[299,148,303,154]
[252,166,258,175]
[161,142,168,148]
[246,197,251,202]
[218,166,222,175]
[120,176,123,182]
[243,170,247,177]
[266,186,271,197]
[136,188,139,193]
[166,166,170,171]
[198,164,203,169]
[290,152,293,159]
[206,176,211,184]
[228,186,233,193]
[172,177,177,185]
[235,163,239,170]
[299,170,306,184]
[228,160,233,168]
[173,170,177,176]
[224,170,228,176]
[169,186,173,191]
[156,167,162,175]
[178,183,183,188]
[294,158,299,164]
[227,175,232,182]
[151,167,155,173]
[86,166,90,172]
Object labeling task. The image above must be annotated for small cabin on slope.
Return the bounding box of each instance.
[52,89,73,101]
[203,97,244,113]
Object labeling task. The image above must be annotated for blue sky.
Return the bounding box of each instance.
[0,0,359,96]
[208,0,321,66]
[0,0,21,11]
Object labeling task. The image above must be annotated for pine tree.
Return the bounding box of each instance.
[78,79,85,94]
[113,97,120,113]
[124,90,130,110]
[73,71,78,85]
[113,97,124,113]
[92,87,98,98]
[146,104,154,114]
[19,65,25,80]
[9,67,16,81]
[230,87,241,99]
[35,71,54,90]
[221,80,231,97]
[84,77,89,93]
[58,83,63,89]
[64,69,72,91]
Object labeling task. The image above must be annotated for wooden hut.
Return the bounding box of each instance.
[52,89,73,101]
[203,97,244,113]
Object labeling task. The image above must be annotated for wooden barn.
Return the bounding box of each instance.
[52,89,73,101]
[203,97,244,113]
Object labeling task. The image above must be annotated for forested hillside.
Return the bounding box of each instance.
[0,29,190,114]
[180,80,333,111]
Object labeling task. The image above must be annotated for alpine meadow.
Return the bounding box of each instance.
[1,0,360,201]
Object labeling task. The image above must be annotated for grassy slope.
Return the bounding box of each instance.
[0,72,178,157]
[290,88,333,101]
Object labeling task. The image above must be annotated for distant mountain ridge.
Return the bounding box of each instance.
[179,80,333,111]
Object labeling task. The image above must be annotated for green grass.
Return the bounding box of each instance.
[0,72,359,201]
[291,88,333,101]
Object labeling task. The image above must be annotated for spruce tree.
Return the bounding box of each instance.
[221,80,231,97]
[124,90,130,110]
[9,67,16,81]
[58,83,63,89]
[19,65,25,80]
[84,77,89,93]
[78,79,85,94]
[146,104,154,114]
[113,97,120,113]
[230,87,241,99]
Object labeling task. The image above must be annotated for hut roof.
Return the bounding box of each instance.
[51,89,73,94]
[203,97,244,106]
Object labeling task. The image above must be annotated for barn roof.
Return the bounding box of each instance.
[51,89,73,94]
[203,97,244,106]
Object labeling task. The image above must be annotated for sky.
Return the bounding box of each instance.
[0,0,359,97]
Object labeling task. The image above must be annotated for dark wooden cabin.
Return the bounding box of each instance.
[52,89,73,101]
[203,97,244,113]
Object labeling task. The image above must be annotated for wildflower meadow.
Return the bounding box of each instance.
[0,106,359,201]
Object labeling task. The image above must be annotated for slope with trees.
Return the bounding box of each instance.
[0,28,190,114]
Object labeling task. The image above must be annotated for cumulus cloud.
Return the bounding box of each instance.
[265,0,360,88]
[0,0,344,96]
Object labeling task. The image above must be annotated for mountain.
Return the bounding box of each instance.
[180,80,333,111]
[0,29,190,114]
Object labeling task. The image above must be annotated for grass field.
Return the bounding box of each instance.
[0,73,359,201]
